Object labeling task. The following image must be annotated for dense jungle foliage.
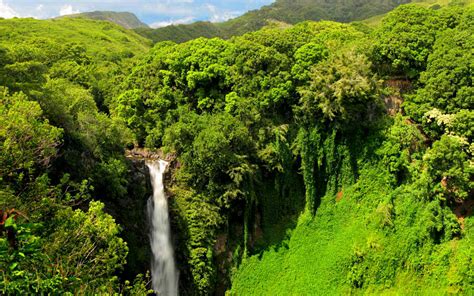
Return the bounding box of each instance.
[0,1,473,295]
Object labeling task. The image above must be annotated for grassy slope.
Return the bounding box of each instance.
[232,167,381,295]
[0,17,151,59]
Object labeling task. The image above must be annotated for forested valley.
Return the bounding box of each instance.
[0,0,473,295]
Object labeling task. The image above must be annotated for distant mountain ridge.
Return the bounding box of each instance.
[135,0,411,43]
[58,11,149,29]
[61,0,469,44]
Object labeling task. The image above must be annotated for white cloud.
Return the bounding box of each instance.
[150,16,195,28]
[144,3,194,17]
[59,4,79,16]
[0,0,19,18]
[206,4,241,23]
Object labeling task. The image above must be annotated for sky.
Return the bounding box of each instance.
[0,0,275,28]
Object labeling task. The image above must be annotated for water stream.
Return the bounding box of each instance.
[147,159,178,296]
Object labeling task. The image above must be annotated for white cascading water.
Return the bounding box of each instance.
[146,159,178,296]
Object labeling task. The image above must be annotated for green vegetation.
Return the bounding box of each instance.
[113,3,473,294]
[1,2,473,295]
[59,11,149,29]
[134,21,225,44]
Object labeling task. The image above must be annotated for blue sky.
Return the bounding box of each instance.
[0,0,275,28]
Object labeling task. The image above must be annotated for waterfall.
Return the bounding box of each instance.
[147,159,178,296]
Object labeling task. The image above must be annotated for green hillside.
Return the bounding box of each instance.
[134,21,223,44]
[58,11,149,29]
[136,0,411,43]
[0,17,150,59]
[136,0,474,44]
